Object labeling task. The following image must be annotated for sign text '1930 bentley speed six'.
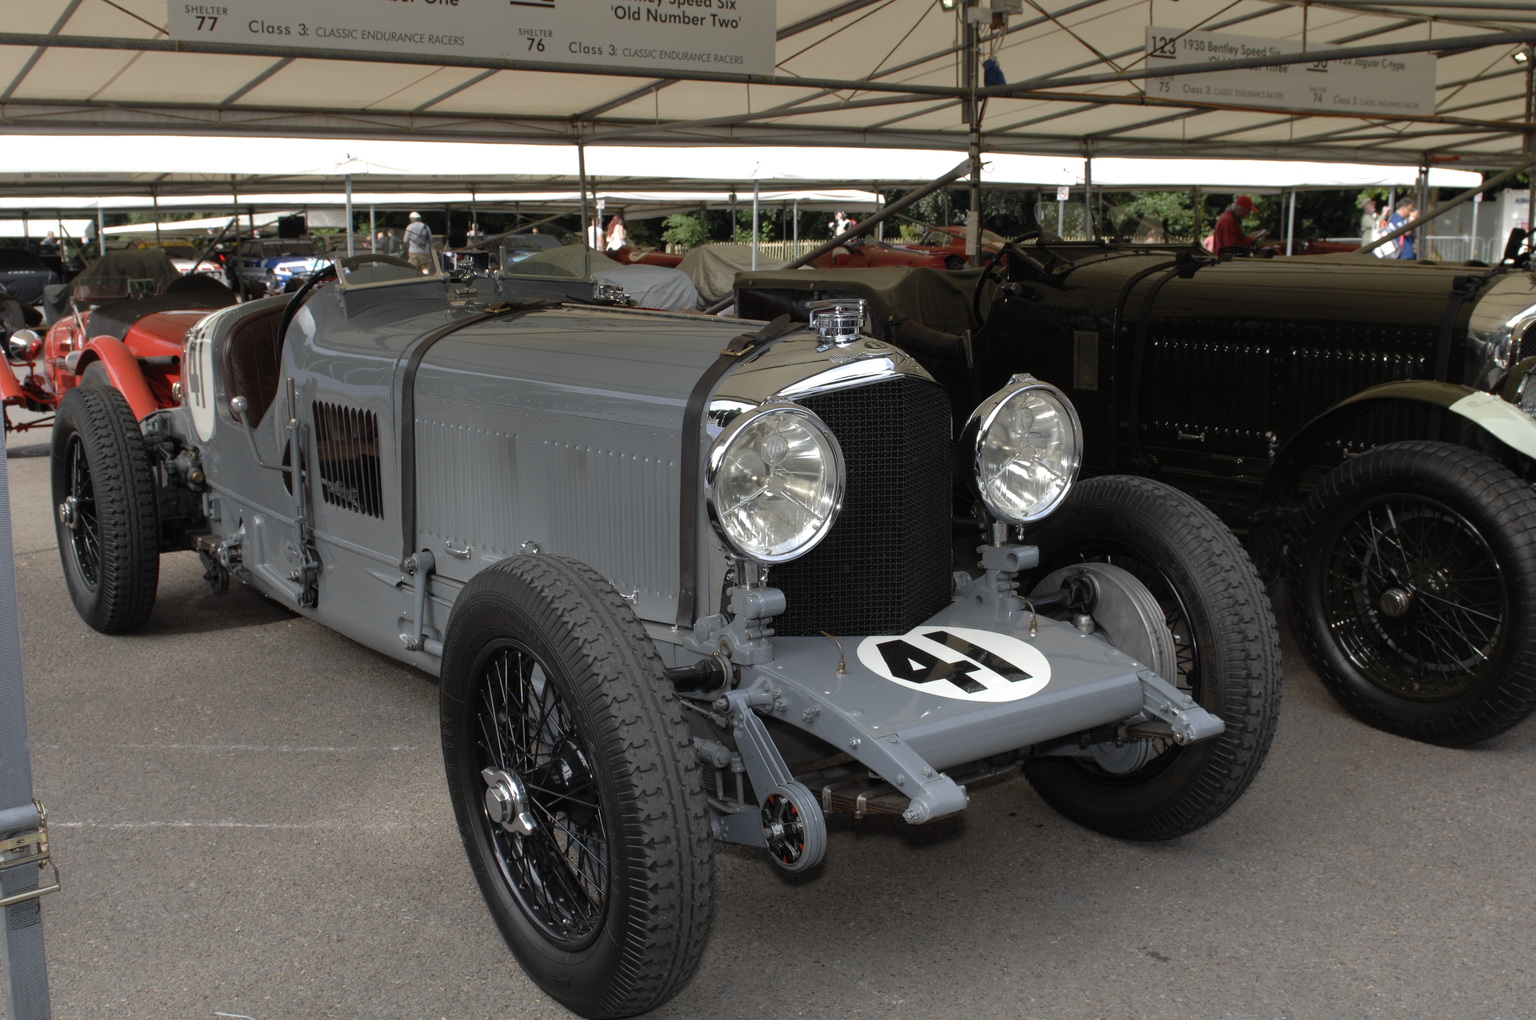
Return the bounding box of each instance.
[53,254,1280,1018]
[737,237,1536,748]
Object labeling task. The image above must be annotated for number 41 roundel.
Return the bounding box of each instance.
[856,626,1051,702]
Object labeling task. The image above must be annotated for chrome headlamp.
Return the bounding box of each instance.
[6,328,42,364]
[965,375,1083,524]
[706,403,845,564]
[1517,360,1536,417]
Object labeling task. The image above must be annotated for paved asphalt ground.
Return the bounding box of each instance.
[3,417,1534,1020]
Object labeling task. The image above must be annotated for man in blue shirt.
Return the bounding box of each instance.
[1387,198,1417,259]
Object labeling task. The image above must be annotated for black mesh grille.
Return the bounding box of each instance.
[768,376,954,637]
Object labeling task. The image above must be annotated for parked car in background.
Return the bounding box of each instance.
[53,252,1279,1017]
[901,225,1009,269]
[3,248,236,432]
[605,244,684,268]
[737,239,1536,747]
[807,239,948,270]
[234,237,329,295]
[149,243,229,281]
[0,247,62,305]
[477,230,563,264]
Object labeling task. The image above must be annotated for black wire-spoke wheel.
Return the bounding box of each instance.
[61,433,101,588]
[475,640,609,946]
[440,555,712,1019]
[1327,497,1504,698]
[1021,475,1281,841]
[50,384,159,633]
[1290,440,1536,746]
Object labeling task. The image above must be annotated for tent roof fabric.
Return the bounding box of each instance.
[0,0,1532,195]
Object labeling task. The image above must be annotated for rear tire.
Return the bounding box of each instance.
[1287,440,1536,746]
[50,385,159,633]
[440,555,713,1019]
[1021,475,1282,840]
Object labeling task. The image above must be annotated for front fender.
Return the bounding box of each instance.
[70,337,158,422]
[1249,379,1536,575]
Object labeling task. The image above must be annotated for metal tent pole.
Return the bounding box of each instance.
[1525,49,1535,252]
[751,180,760,270]
[0,425,56,1020]
[577,141,591,254]
[345,175,355,257]
[1083,154,1095,240]
[1286,187,1297,255]
[964,12,981,266]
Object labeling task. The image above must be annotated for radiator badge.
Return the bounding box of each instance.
[856,626,1050,702]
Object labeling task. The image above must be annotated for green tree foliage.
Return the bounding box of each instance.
[661,212,707,249]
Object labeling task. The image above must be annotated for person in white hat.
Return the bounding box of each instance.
[404,211,433,271]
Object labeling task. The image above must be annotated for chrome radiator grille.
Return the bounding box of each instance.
[768,376,954,638]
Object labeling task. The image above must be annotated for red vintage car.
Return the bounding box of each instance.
[605,245,685,268]
[807,239,948,270]
[899,226,1009,269]
[2,249,236,432]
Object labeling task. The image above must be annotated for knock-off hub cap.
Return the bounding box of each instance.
[58,496,79,530]
[1379,587,1413,618]
[481,767,536,836]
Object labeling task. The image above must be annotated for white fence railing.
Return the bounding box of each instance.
[1323,235,1494,262]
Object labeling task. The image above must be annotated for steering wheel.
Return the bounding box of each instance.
[274,254,419,345]
[971,242,1018,330]
[274,261,339,349]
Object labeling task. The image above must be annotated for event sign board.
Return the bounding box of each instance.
[1144,27,1435,116]
[168,0,777,76]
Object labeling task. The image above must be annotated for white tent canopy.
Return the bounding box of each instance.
[0,137,1483,214]
[1,0,1533,171]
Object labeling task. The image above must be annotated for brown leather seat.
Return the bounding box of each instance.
[221,305,284,427]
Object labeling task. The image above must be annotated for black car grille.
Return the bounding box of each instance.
[768,375,955,638]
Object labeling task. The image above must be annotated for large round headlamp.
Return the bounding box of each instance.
[966,375,1082,524]
[706,403,845,564]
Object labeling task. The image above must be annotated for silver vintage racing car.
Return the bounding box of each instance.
[52,254,1281,1018]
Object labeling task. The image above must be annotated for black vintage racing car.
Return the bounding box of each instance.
[738,236,1536,747]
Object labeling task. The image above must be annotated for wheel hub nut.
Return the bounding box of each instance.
[481,767,536,836]
[1379,587,1413,618]
[58,496,78,529]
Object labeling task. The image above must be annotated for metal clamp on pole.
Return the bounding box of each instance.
[0,802,59,909]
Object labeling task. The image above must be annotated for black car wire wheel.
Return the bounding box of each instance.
[1290,440,1536,746]
[1321,496,1505,701]
[50,384,160,633]
[61,432,102,589]
[473,639,608,946]
[440,555,712,1019]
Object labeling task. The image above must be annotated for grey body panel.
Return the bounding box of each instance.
[749,602,1146,771]
[161,270,1226,835]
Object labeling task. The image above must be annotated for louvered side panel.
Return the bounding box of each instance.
[1142,337,1275,456]
[542,434,680,606]
[312,400,384,519]
[414,416,679,617]
[1286,346,1430,449]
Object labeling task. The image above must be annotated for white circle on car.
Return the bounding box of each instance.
[856,625,1051,702]
[186,326,216,442]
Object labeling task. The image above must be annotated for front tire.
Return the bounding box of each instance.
[1021,475,1282,840]
[1287,440,1536,746]
[440,556,713,1019]
[50,385,160,633]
